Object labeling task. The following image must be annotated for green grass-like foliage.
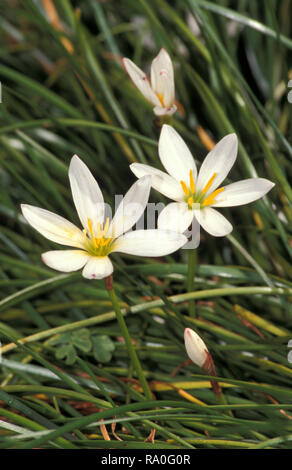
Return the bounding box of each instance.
[0,0,291,449]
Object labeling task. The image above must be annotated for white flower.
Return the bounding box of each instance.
[184,328,208,367]
[123,48,176,117]
[21,155,187,280]
[130,125,275,237]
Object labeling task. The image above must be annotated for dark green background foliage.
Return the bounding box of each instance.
[0,0,291,449]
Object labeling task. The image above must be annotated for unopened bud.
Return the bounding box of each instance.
[184,328,208,368]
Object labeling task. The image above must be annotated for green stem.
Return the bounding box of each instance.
[154,114,173,132]
[105,278,153,401]
[203,352,232,416]
[187,249,197,317]
[214,387,233,417]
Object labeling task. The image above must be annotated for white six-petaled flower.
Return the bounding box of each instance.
[130,125,275,237]
[21,155,187,280]
[123,48,176,117]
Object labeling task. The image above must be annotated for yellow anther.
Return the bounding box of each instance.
[85,218,112,256]
[202,172,217,194]
[157,93,165,107]
[202,187,224,207]
[187,196,194,207]
[87,218,94,238]
[180,180,189,196]
[189,169,195,194]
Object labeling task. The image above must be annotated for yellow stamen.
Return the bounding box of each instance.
[202,172,217,194]
[187,196,194,207]
[87,218,94,237]
[102,217,110,237]
[86,218,113,251]
[102,238,111,247]
[157,93,165,107]
[189,169,195,194]
[202,187,224,207]
[180,180,189,196]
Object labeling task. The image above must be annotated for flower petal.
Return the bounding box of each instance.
[130,163,184,201]
[82,256,113,280]
[153,104,177,116]
[159,125,197,184]
[212,178,275,207]
[42,250,89,272]
[21,204,85,248]
[69,155,104,236]
[184,328,208,368]
[158,202,195,233]
[151,48,175,106]
[109,175,151,239]
[111,229,187,256]
[194,207,233,237]
[196,134,238,194]
[123,58,160,106]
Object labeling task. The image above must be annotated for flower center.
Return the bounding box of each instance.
[157,93,165,107]
[180,170,224,209]
[84,217,113,256]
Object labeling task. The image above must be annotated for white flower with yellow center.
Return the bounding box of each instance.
[21,155,187,280]
[130,125,275,237]
[123,48,176,117]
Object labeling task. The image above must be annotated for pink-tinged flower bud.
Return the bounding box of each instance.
[184,328,208,367]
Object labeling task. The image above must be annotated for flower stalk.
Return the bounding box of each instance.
[201,351,221,396]
[184,328,227,404]
[105,275,153,401]
[154,114,173,132]
[187,248,197,317]
[201,352,230,409]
